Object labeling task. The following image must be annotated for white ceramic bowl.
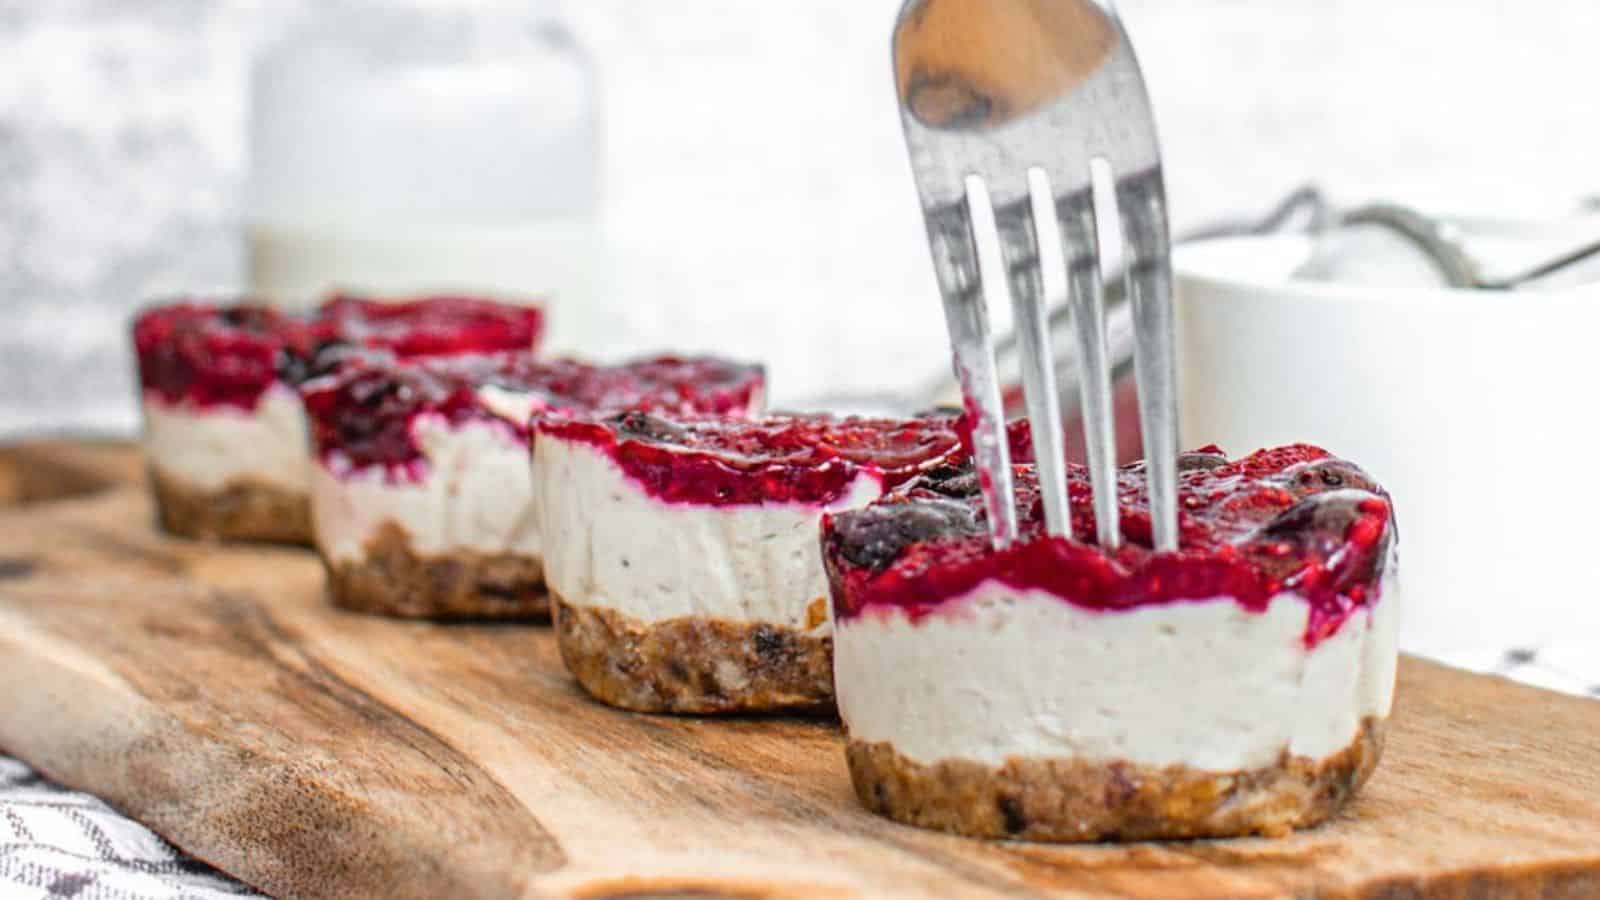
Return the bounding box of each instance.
[1175,235,1600,657]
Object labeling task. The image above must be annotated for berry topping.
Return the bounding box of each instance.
[134,296,545,411]
[133,302,333,409]
[319,295,542,358]
[302,353,765,474]
[822,444,1394,645]
[536,412,962,506]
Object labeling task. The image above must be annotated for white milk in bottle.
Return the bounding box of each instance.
[248,0,603,355]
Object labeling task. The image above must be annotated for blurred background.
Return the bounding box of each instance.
[2,0,1598,437]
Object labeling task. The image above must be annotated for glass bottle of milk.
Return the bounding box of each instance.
[248,0,601,354]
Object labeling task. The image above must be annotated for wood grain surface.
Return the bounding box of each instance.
[0,439,146,506]
[0,444,1597,899]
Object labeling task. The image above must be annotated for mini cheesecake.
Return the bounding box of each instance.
[822,445,1399,842]
[133,297,543,544]
[534,412,962,714]
[135,304,333,543]
[303,354,766,621]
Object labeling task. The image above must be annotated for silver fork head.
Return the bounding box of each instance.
[893,0,1179,552]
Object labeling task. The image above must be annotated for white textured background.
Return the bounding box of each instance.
[2,0,1597,433]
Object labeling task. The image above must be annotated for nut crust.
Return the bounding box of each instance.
[847,717,1385,842]
[325,523,547,620]
[150,465,312,545]
[553,594,834,715]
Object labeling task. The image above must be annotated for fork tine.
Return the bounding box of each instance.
[1058,186,1121,550]
[895,0,1178,553]
[1117,169,1179,552]
[925,189,1018,548]
[994,170,1072,539]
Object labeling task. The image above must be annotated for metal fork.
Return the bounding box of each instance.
[893,0,1177,551]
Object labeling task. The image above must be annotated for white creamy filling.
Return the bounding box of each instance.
[141,384,310,493]
[834,566,1400,772]
[534,432,882,629]
[311,412,539,562]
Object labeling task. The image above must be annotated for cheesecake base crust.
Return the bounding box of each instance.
[150,465,312,545]
[846,717,1385,842]
[326,523,548,620]
[553,594,834,715]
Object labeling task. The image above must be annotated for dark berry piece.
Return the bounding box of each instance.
[613,411,691,444]
[831,498,983,572]
[301,339,364,382]
[218,306,278,331]
[1249,489,1391,581]
[1177,450,1229,472]
[1280,459,1381,498]
[917,462,982,499]
[1125,449,1228,479]
[1257,489,1374,541]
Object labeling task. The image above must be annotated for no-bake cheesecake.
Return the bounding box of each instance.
[535,411,961,713]
[822,444,1399,842]
[135,303,334,543]
[303,354,766,621]
[133,297,543,544]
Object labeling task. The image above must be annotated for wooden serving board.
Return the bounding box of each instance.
[0,445,1598,899]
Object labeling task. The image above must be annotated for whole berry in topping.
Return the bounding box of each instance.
[917,463,983,499]
[1177,448,1229,472]
[613,411,693,444]
[1279,458,1382,498]
[1246,490,1392,584]
[217,306,282,331]
[827,499,984,572]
